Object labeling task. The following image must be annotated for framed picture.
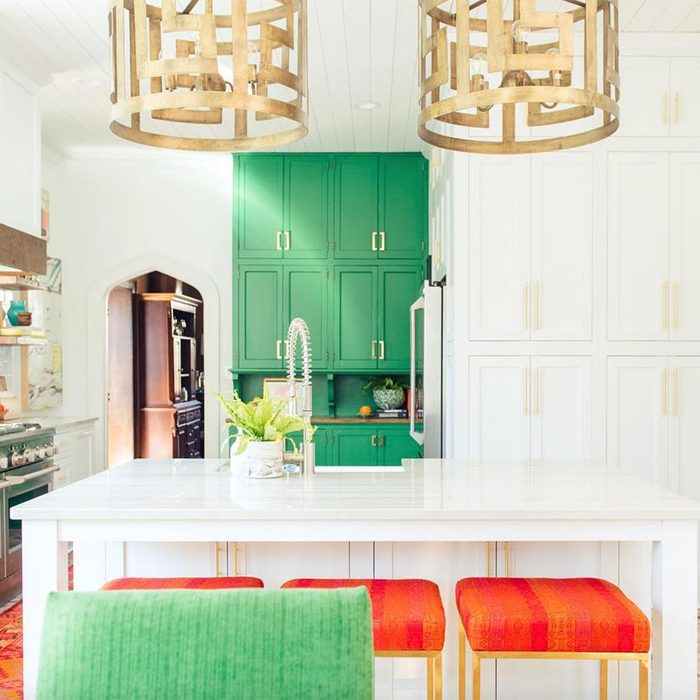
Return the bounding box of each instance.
[263,377,312,416]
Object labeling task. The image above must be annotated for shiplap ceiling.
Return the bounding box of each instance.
[0,0,698,157]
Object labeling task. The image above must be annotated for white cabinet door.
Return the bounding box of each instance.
[469,157,530,340]
[54,426,96,485]
[670,154,700,341]
[531,153,592,340]
[531,357,592,460]
[608,153,669,340]
[617,56,670,137]
[468,357,530,460]
[668,358,700,497]
[670,58,700,137]
[607,357,669,486]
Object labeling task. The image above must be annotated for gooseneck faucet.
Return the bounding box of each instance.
[285,318,314,472]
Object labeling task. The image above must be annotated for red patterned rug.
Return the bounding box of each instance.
[0,600,23,700]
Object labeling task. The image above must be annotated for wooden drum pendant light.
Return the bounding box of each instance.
[108,0,307,151]
[418,0,620,154]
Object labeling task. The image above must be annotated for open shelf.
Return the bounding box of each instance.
[0,336,48,346]
[0,274,46,292]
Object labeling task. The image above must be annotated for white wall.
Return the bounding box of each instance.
[43,152,233,467]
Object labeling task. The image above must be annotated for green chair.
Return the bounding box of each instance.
[36,588,374,700]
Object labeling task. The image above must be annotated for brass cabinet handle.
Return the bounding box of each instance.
[214,542,222,577]
[663,92,669,125]
[533,281,540,331]
[276,339,283,360]
[284,231,291,251]
[534,367,541,416]
[371,435,377,447]
[673,368,680,417]
[379,435,385,447]
[485,542,494,577]
[662,367,669,416]
[523,281,530,330]
[371,232,378,252]
[504,541,512,577]
[378,340,385,360]
[673,282,680,330]
[662,281,669,331]
[276,231,283,251]
[379,231,386,251]
[523,367,530,416]
[371,340,377,360]
[674,92,681,124]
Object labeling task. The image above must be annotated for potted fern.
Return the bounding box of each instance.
[214,390,313,479]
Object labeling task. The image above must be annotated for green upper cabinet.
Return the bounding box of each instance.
[285,156,330,259]
[235,155,330,260]
[334,155,379,259]
[285,266,329,370]
[236,156,285,259]
[379,154,428,260]
[379,267,424,370]
[334,267,378,369]
[237,267,284,369]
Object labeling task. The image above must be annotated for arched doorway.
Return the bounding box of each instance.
[106,271,205,466]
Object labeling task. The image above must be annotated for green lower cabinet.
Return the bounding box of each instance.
[312,426,332,467]
[379,429,423,465]
[334,428,378,466]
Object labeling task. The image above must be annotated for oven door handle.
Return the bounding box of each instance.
[4,465,60,486]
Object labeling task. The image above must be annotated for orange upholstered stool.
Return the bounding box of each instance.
[282,578,445,699]
[101,576,264,590]
[455,577,651,700]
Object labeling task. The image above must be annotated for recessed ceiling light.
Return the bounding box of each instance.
[357,101,380,111]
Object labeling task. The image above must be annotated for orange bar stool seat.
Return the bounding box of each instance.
[282,578,445,699]
[455,577,651,700]
[101,576,264,590]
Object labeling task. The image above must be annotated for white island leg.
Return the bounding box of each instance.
[22,520,68,700]
[652,520,698,699]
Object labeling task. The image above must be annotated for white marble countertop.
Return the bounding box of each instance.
[12,458,700,521]
[9,415,97,431]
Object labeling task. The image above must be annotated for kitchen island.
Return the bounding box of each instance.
[14,459,700,699]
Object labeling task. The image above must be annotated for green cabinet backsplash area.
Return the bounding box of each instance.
[233,152,427,466]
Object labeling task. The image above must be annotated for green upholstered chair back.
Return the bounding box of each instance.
[36,587,374,700]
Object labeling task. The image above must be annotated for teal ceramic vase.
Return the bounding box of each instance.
[6,300,27,327]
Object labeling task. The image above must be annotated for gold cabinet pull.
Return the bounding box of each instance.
[662,281,669,331]
[534,367,541,416]
[378,340,385,360]
[523,367,530,416]
[663,92,669,124]
[371,340,377,360]
[674,92,681,124]
[523,281,530,330]
[673,368,680,417]
[662,367,669,416]
[371,435,377,447]
[485,542,494,577]
[379,231,386,251]
[276,339,283,360]
[504,541,512,577]
[276,231,283,251]
[533,281,540,331]
[673,282,680,330]
[371,232,378,252]
[379,435,385,447]
[284,230,291,251]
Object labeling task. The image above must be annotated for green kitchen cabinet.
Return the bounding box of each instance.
[236,156,285,259]
[333,427,378,467]
[236,265,329,371]
[378,429,423,466]
[238,267,285,369]
[236,155,329,260]
[334,155,380,259]
[379,154,428,260]
[313,426,333,467]
[334,267,378,369]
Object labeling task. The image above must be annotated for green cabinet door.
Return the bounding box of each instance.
[312,426,333,467]
[379,428,423,466]
[285,156,330,259]
[379,155,427,260]
[285,266,329,370]
[334,155,379,259]
[334,267,378,370]
[236,156,284,259]
[378,266,424,371]
[333,428,378,466]
[237,267,284,369]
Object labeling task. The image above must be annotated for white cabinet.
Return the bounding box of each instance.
[618,57,700,137]
[608,153,669,340]
[609,152,700,341]
[469,356,592,461]
[469,154,592,341]
[0,61,41,236]
[53,421,98,489]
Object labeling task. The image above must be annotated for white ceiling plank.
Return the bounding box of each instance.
[624,0,670,32]
[676,2,700,31]
[619,0,646,29]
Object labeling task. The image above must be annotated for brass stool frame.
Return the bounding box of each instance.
[376,650,443,700]
[458,620,649,700]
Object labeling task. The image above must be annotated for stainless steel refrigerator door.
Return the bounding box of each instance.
[410,285,442,457]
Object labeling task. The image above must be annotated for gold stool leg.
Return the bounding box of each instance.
[458,622,466,700]
[599,659,608,700]
[472,652,481,700]
[639,657,649,700]
[434,652,442,700]
[427,655,434,700]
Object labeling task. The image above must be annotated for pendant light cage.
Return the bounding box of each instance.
[418,0,620,154]
[109,0,307,151]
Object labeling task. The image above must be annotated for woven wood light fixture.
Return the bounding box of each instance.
[108,0,307,151]
[418,0,620,154]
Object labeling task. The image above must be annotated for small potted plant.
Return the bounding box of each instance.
[363,377,406,411]
[214,390,313,479]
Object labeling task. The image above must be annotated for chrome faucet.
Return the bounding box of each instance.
[285,318,314,472]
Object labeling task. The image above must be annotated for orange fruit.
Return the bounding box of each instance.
[359,405,373,417]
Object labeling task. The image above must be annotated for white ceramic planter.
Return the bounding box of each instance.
[237,440,284,479]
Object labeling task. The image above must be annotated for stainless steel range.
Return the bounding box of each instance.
[0,423,58,602]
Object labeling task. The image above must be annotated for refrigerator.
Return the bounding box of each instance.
[409,281,444,458]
